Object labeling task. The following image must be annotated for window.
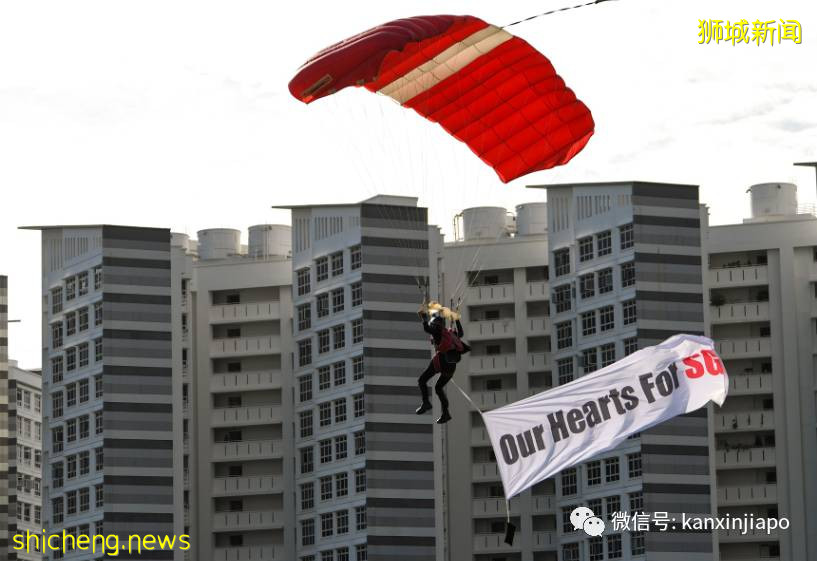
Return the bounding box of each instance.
[621,261,635,288]
[354,431,366,455]
[318,330,330,354]
[78,307,89,332]
[554,284,572,314]
[52,498,64,524]
[35,421,42,440]
[556,322,572,349]
[629,490,643,512]
[78,271,89,296]
[356,544,367,561]
[301,482,315,510]
[321,512,334,537]
[351,282,363,307]
[355,505,367,531]
[628,453,642,478]
[95,447,103,471]
[317,293,329,318]
[297,268,311,296]
[337,548,349,561]
[52,322,63,348]
[320,475,333,501]
[332,288,345,313]
[605,495,621,517]
[583,348,598,373]
[95,484,104,508]
[604,534,621,559]
[52,462,64,488]
[79,415,89,439]
[355,468,366,493]
[300,410,314,438]
[94,338,103,363]
[554,248,570,277]
[557,358,574,385]
[298,304,312,331]
[352,318,363,344]
[94,266,103,290]
[51,356,64,383]
[66,277,77,300]
[619,223,634,250]
[631,531,645,555]
[53,392,64,418]
[316,257,329,282]
[333,361,346,386]
[353,393,365,417]
[94,301,103,326]
[95,410,103,434]
[600,343,616,367]
[605,457,620,482]
[79,487,90,512]
[66,383,77,407]
[299,376,313,402]
[321,552,333,561]
[319,402,332,427]
[52,427,64,453]
[335,473,348,497]
[335,435,347,460]
[581,311,596,337]
[318,366,331,391]
[301,519,315,546]
[562,507,576,533]
[587,461,601,486]
[350,245,362,270]
[320,439,333,464]
[79,379,89,402]
[599,306,615,331]
[334,398,347,423]
[623,299,636,325]
[52,287,63,313]
[352,356,364,381]
[598,268,613,294]
[300,447,314,474]
[333,324,346,350]
[336,509,349,534]
[596,230,612,256]
[624,337,638,356]
[589,536,603,561]
[562,544,579,561]
[331,252,344,276]
[67,455,77,479]
[578,237,594,262]
[561,467,577,496]
[298,339,313,367]
[580,273,595,299]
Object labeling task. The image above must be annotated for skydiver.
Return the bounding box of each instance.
[415,299,470,424]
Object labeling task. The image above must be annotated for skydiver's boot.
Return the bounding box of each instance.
[436,409,452,424]
[416,385,432,415]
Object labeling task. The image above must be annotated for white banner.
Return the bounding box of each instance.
[482,334,728,499]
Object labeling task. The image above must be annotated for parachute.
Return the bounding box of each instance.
[288,14,595,183]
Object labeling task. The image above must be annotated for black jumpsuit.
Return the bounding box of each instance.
[417,314,465,414]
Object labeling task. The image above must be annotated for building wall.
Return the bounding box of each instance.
[0,275,18,561]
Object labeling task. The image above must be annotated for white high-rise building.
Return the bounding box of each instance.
[1,275,18,561]
[705,182,817,561]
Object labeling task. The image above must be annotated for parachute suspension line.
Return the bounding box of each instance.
[502,0,619,28]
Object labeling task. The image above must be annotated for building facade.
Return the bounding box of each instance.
[530,181,714,561]
[706,182,817,561]
[1,275,18,561]
[288,196,441,561]
[26,225,177,561]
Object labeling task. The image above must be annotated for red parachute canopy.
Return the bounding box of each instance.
[289,15,594,183]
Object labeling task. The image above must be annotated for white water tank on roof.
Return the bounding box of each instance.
[749,183,798,218]
[515,202,548,236]
[197,229,241,260]
[248,224,292,258]
[170,232,190,250]
[462,207,509,241]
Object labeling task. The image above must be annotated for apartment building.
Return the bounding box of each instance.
[1,275,18,561]
[24,225,176,561]
[440,203,556,561]
[287,195,442,561]
[9,360,44,561]
[528,181,713,561]
[172,226,295,561]
[705,182,817,561]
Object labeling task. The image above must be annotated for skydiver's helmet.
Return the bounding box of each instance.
[429,310,444,326]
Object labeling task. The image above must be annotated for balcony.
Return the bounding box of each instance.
[212,510,282,532]
[716,446,776,469]
[718,527,779,543]
[729,373,773,396]
[211,405,281,428]
[526,281,548,301]
[467,319,516,341]
[715,411,774,433]
[717,484,778,506]
[473,497,519,517]
[471,427,491,446]
[183,436,190,454]
[466,283,514,304]
[210,301,280,324]
[210,335,281,358]
[213,546,279,561]
[473,533,509,552]
[472,462,500,482]
[212,475,281,497]
[212,439,280,461]
[532,531,556,549]
[526,317,549,335]
[472,390,518,410]
[211,370,281,393]
[531,494,555,514]
[710,302,770,324]
[528,352,549,370]
[715,338,771,359]
[469,354,516,375]
[709,265,768,287]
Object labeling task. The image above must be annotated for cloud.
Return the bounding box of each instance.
[774,118,817,132]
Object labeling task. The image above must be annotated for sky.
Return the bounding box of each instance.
[1,0,816,368]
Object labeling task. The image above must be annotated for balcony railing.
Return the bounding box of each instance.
[210,370,280,393]
[710,301,770,323]
[210,301,280,323]
[469,354,516,374]
[466,283,514,303]
[728,373,773,395]
[715,337,771,359]
[213,545,278,561]
[212,439,279,461]
[715,411,774,432]
[528,352,549,370]
[473,497,519,517]
[526,281,548,301]
[212,510,281,531]
[709,265,768,286]
[717,483,778,506]
[467,319,515,340]
[210,335,281,357]
[472,389,517,410]
[212,475,280,496]
[211,405,281,427]
[472,462,500,481]
[716,446,776,469]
